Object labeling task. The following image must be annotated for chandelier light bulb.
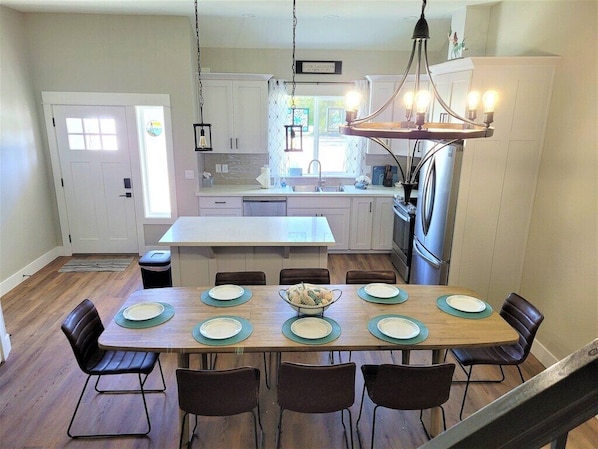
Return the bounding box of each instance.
[345,91,362,111]
[467,91,481,111]
[403,91,415,110]
[482,90,498,113]
[415,90,431,114]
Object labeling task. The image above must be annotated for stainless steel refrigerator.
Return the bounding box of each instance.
[410,141,463,285]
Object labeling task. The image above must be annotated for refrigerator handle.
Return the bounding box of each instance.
[413,239,441,269]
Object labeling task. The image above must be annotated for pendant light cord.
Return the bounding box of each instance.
[290,0,297,112]
[195,0,204,122]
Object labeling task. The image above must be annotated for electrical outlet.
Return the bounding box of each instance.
[222,164,229,173]
[215,164,222,173]
[184,170,195,179]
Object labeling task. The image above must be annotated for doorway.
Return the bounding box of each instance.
[43,92,176,256]
[52,104,138,253]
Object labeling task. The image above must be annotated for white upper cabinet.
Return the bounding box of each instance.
[200,74,271,153]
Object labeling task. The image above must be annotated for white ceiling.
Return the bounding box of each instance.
[1,0,500,50]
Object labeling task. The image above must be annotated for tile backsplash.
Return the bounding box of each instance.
[204,153,268,185]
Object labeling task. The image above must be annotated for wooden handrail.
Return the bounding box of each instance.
[421,338,598,449]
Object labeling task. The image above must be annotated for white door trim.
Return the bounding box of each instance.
[42,91,176,255]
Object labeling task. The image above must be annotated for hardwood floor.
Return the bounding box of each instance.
[1,254,596,449]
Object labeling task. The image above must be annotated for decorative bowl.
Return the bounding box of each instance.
[278,283,342,316]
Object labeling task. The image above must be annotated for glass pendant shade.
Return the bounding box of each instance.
[194,122,212,151]
[284,123,303,152]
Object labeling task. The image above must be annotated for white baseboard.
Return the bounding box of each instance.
[531,338,559,369]
[0,246,64,361]
[0,246,64,297]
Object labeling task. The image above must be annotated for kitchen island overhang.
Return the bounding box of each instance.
[159,216,335,286]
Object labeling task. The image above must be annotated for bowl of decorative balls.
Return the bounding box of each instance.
[278,282,342,316]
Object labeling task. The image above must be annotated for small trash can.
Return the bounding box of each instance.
[138,250,172,289]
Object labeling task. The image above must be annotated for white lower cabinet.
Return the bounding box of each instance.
[349,197,393,251]
[287,197,351,251]
[371,197,394,250]
[349,197,373,250]
[198,196,243,216]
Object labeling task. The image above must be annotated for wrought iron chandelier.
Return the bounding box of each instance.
[193,0,212,151]
[284,0,303,152]
[339,0,497,201]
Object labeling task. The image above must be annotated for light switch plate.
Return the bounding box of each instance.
[215,164,222,173]
[184,170,195,179]
[222,164,229,173]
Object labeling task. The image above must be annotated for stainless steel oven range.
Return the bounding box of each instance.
[390,195,416,283]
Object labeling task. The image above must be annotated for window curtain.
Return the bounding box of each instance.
[343,79,369,176]
[268,79,288,179]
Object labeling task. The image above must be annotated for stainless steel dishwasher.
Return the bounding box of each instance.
[242,196,287,216]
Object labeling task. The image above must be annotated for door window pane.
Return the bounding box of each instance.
[65,117,118,151]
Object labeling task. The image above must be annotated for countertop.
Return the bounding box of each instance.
[196,183,417,199]
[158,216,335,246]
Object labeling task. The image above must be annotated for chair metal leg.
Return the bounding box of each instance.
[419,406,447,439]
[340,408,354,449]
[68,372,152,438]
[250,403,265,449]
[276,408,284,449]
[178,413,198,448]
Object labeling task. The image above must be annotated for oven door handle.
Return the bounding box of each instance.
[393,205,412,222]
[413,239,441,269]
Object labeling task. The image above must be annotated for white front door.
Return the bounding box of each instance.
[52,105,138,253]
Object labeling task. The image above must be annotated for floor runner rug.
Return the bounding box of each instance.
[58,258,134,272]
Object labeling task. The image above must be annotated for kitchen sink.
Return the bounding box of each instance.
[291,185,345,193]
[318,185,345,192]
[292,185,320,192]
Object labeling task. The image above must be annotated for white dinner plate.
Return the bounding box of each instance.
[291,318,333,340]
[199,317,243,339]
[123,302,164,321]
[377,317,420,339]
[364,283,400,299]
[208,284,245,301]
[446,295,486,313]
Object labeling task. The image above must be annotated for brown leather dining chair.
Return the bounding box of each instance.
[215,271,267,286]
[176,367,263,449]
[448,292,544,419]
[345,270,396,284]
[276,361,356,449]
[279,268,330,285]
[357,363,455,449]
[61,299,166,438]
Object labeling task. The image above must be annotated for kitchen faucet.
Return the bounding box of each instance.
[308,159,323,186]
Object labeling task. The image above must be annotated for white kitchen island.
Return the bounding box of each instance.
[159,216,335,286]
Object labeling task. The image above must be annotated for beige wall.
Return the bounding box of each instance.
[1,1,596,362]
[0,7,59,281]
[486,1,597,360]
[24,13,199,217]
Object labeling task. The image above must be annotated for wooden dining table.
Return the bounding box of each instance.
[99,283,518,437]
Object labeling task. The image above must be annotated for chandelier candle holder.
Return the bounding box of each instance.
[193,0,212,151]
[340,0,497,202]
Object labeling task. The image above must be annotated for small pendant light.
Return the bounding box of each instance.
[194,0,212,151]
[284,0,302,152]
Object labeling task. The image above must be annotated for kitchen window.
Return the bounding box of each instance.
[285,95,349,173]
[268,79,367,179]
